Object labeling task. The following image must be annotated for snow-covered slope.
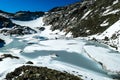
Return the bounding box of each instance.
[12,17,72,39]
[12,17,44,28]
[96,20,120,51]
[98,20,120,39]
[84,45,120,75]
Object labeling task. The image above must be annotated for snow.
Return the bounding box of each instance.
[33,58,112,80]
[23,39,85,53]
[0,13,10,18]
[0,16,119,80]
[102,6,120,16]
[12,17,44,28]
[81,10,92,20]
[11,17,44,32]
[0,58,25,79]
[0,34,13,45]
[96,19,120,52]
[113,0,119,5]
[0,53,112,80]
[98,20,120,39]
[100,20,109,27]
[12,17,71,39]
[103,9,120,16]
[84,45,120,74]
[86,30,90,33]
[0,44,112,80]
[102,8,112,16]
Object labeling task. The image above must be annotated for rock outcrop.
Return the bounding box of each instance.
[0,25,37,35]
[0,16,15,28]
[6,65,82,80]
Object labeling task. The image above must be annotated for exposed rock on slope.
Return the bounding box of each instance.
[95,19,120,51]
[0,10,14,18]
[6,65,82,80]
[13,11,45,21]
[0,15,37,35]
[0,16,15,28]
[43,0,120,37]
[0,25,37,35]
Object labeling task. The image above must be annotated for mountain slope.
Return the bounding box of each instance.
[13,11,44,21]
[0,0,120,80]
[0,16,14,28]
[0,10,44,21]
[94,19,120,51]
[43,0,120,37]
[0,15,116,80]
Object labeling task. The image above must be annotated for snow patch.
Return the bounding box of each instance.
[81,10,92,20]
[113,0,119,5]
[103,9,120,16]
[100,20,109,27]
[23,39,84,53]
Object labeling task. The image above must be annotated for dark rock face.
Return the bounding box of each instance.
[12,11,45,21]
[0,25,37,35]
[0,16,15,28]
[0,38,5,47]
[26,61,34,64]
[6,65,82,80]
[43,0,120,37]
[0,54,19,61]
[37,27,45,31]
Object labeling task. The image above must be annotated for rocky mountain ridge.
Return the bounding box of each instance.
[0,11,42,35]
[13,11,44,21]
[43,0,120,37]
[0,10,44,21]
[1,0,120,37]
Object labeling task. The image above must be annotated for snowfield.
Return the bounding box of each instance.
[0,16,120,80]
[96,19,120,52]
[84,45,120,74]
[0,34,13,45]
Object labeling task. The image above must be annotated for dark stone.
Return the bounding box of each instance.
[0,39,5,48]
[38,27,45,31]
[1,54,19,59]
[104,36,109,41]
[26,61,34,64]
[0,58,3,61]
